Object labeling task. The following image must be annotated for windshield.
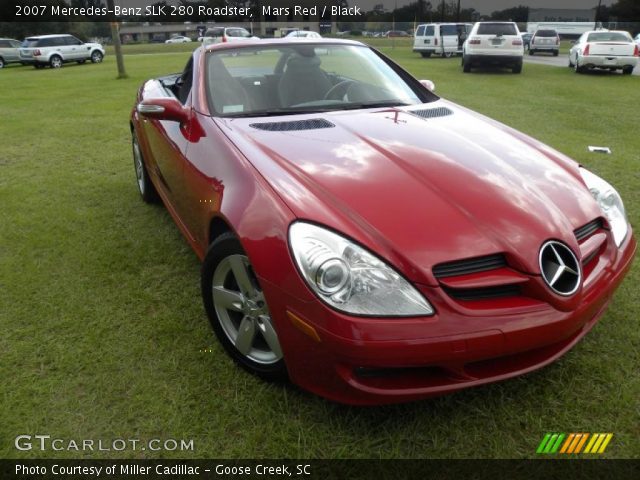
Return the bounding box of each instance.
[206,44,428,117]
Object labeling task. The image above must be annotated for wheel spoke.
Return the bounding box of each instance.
[258,316,282,358]
[212,286,243,312]
[235,316,256,355]
[229,255,255,297]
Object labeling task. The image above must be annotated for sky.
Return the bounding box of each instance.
[113,1,615,16]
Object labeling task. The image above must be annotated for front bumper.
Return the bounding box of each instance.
[262,231,636,405]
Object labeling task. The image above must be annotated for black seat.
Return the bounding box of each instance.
[278,53,333,107]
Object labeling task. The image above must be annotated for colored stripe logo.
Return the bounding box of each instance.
[536,433,613,454]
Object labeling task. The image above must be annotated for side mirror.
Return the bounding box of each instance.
[137,98,189,123]
[419,79,436,92]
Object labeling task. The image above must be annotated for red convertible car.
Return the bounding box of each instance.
[130,39,635,405]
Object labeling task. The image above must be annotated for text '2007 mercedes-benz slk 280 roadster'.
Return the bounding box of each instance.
[130,39,635,405]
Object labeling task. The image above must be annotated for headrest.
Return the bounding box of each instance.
[286,54,321,70]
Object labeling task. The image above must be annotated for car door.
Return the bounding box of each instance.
[9,40,21,61]
[0,40,18,62]
[63,36,85,60]
[140,59,194,233]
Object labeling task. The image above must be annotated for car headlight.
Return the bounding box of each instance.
[289,222,434,317]
[579,167,628,247]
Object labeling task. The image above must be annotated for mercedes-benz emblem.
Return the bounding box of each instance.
[539,241,581,296]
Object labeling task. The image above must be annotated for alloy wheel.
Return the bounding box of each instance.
[132,137,145,195]
[212,255,282,364]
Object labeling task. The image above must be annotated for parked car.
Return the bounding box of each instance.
[385,30,410,38]
[0,38,22,68]
[165,36,192,44]
[569,30,639,74]
[130,39,635,405]
[521,32,532,50]
[462,22,524,73]
[413,23,472,58]
[286,30,322,39]
[202,27,257,46]
[19,34,104,68]
[529,29,560,56]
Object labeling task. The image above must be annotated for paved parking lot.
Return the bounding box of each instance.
[524,53,640,75]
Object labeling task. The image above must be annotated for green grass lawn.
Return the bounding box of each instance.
[0,45,638,459]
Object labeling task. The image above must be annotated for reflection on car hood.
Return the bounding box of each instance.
[217,100,601,284]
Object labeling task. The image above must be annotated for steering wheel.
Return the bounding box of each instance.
[323,80,355,101]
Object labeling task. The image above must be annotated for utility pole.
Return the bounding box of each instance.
[106,0,127,79]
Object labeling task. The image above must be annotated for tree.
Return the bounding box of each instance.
[490,5,529,23]
[105,0,127,79]
[609,0,640,22]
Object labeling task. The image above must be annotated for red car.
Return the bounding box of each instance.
[130,39,635,405]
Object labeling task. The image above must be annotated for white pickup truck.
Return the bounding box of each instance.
[569,30,639,74]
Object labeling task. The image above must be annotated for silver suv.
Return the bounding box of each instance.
[19,34,105,69]
[0,38,22,68]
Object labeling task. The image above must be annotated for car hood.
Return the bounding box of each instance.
[215,100,601,285]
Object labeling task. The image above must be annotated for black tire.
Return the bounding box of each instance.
[132,132,159,204]
[77,59,86,64]
[90,50,103,63]
[512,61,523,74]
[622,66,634,75]
[49,55,62,68]
[443,51,453,58]
[553,50,559,57]
[201,233,287,381]
[529,49,534,56]
[420,52,431,58]
[462,56,471,73]
[0,57,5,69]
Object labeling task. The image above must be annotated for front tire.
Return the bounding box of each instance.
[132,132,159,204]
[90,51,103,63]
[512,61,522,74]
[201,233,287,381]
[553,50,559,57]
[0,57,5,69]
[49,55,62,68]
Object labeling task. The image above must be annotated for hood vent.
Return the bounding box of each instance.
[574,218,603,242]
[433,254,506,278]
[409,106,453,120]
[249,118,335,132]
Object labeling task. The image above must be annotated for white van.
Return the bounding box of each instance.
[413,23,472,57]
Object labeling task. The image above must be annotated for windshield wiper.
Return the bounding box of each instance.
[224,108,329,118]
[340,101,413,110]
